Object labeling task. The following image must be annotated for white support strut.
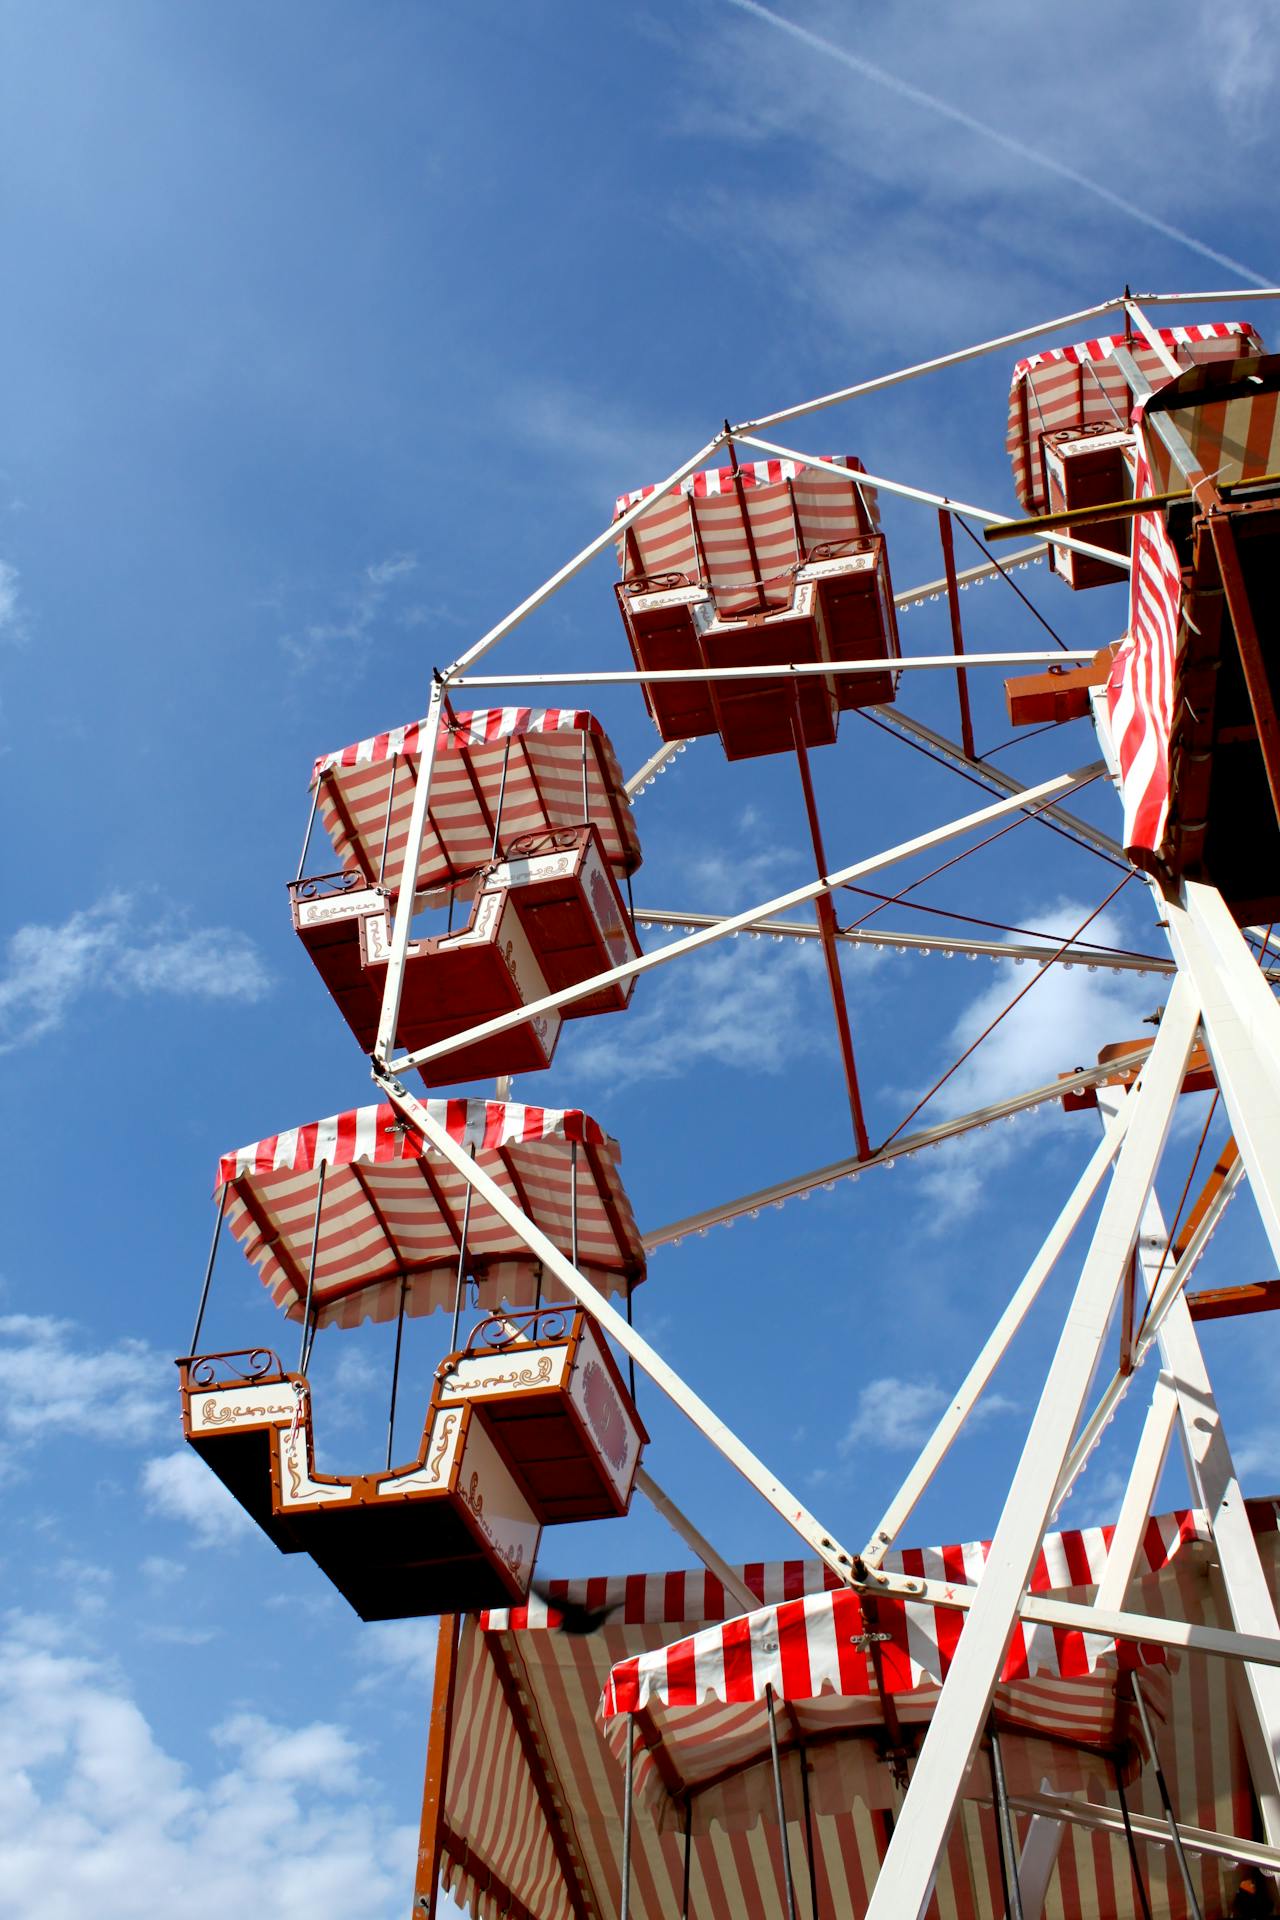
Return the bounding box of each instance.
[861,975,1199,1920]
[371,1072,865,1588]
[388,762,1103,1075]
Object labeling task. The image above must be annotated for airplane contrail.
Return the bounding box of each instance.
[724,0,1274,290]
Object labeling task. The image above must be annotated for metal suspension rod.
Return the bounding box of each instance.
[295,779,321,883]
[798,1748,819,1920]
[681,1799,692,1920]
[570,1140,578,1269]
[189,1182,229,1355]
[378,757,398,885]
[1114,1762,1155,1920]
[765,1685,799,1920]
[449,1150,477,1352]
[298,1161,327,1374]
[790,686,871,1157]
[581,727,589,822]
[1131,1674,1204,1920]
[938,510,976,759]
[620,1716,635,1920]
[491,735,513,861]
[988,1723,1025,1920]
[385,1278,407,1471]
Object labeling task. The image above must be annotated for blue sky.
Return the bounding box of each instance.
[1,3,1277,1914]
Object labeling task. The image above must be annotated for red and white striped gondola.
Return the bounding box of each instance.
[615,453,900,759]
[417,1508,1267,1920]
[179,1098,647,1620]
[1006,321,1262,589]
[289,707,643,1081]
[1101,345,1280,920]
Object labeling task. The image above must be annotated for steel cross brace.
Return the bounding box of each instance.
[860,976,1200,1919]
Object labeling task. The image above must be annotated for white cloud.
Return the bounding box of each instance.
[140,1450,254,1547]
[564,935,824,1087]
[0,891,271,1051]
[504,379,700,504]
[355,1617,438,1691]
[0,1611,416,1919]
[0,558,24,641]
[0,1315,164,1452]
[278,552,442,671]
[903,898,1157,1222]
[840,1373,1019,1453]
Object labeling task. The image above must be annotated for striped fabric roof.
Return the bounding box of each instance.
[1141,350,1280,496]
[615,455,880,616]
[1005,322,1263,511]
[310,707,641,895]
[1106,445,1188,861]
[216,1098,645,1330]
[441,1510,1268,1918]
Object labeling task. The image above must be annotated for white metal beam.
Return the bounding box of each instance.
[1094,1370,1178,1614]
[991,1785,1280,1874]
[389,761,1102,1074]
[737,436,1133,572]
[866,704,1126,863]
[644,1049,1151,1250]
[861,977,1199,1920]
[861,1107,1134,1566]
[372,1072,864,1587]
[634,1468,758,1615]
[451,650,1097,689]
[1098,1084,1280,1843]
[633,905,1172,974]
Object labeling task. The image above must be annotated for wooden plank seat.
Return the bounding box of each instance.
[179,1349,541,1620]
[435,1307,647,1524]
[293,707,643,1073]
[615,455,899,760]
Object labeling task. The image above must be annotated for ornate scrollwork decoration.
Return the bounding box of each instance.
[188,1348,281,1388]
[464,1307,571,1355]
[622,570,693,597]
[288,869,372,903]
[503,827,583,861]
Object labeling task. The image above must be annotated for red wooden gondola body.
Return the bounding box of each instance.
[434,1307,647,1524]
[180,1099,648,1617]
[292,710,643,1079]
[1040,424,1134,589]
[180,1351,541,1619]
[615,456,900,759]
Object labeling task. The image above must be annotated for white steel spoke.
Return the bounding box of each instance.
[644,1050,1150,1250]
[389,761,1102,1074]
[633,905,1171,974]
[372,1074,864,1587]
[451,650,1096,689]
[861,1107,1134,1567]
[737,435,1133,572]
[862,976,1198,1920]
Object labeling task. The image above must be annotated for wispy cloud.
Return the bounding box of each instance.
[278,552,449,672]
[840,1373,1017,1453]
[140,1451,254,1547]
[0,890,271,1052]
[563,935,824,1088]
[0,1611,414,1917]
[504,379,704,504]
[724,0,1273,287]
[0,1315,164,1460]
[0,559,25,642]
[904,897,1155,1222]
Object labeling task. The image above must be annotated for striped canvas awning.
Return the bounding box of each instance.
[436,1509,1268,1919]
[216,1098,645,1330]
[1105,443,1183,858]
[615,455,880,616]
[1005,323,1263,511]
[1140,350,1280,496]
[310,707,641,896]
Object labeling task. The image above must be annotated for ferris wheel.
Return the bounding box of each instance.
[179,286,1280,1920]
